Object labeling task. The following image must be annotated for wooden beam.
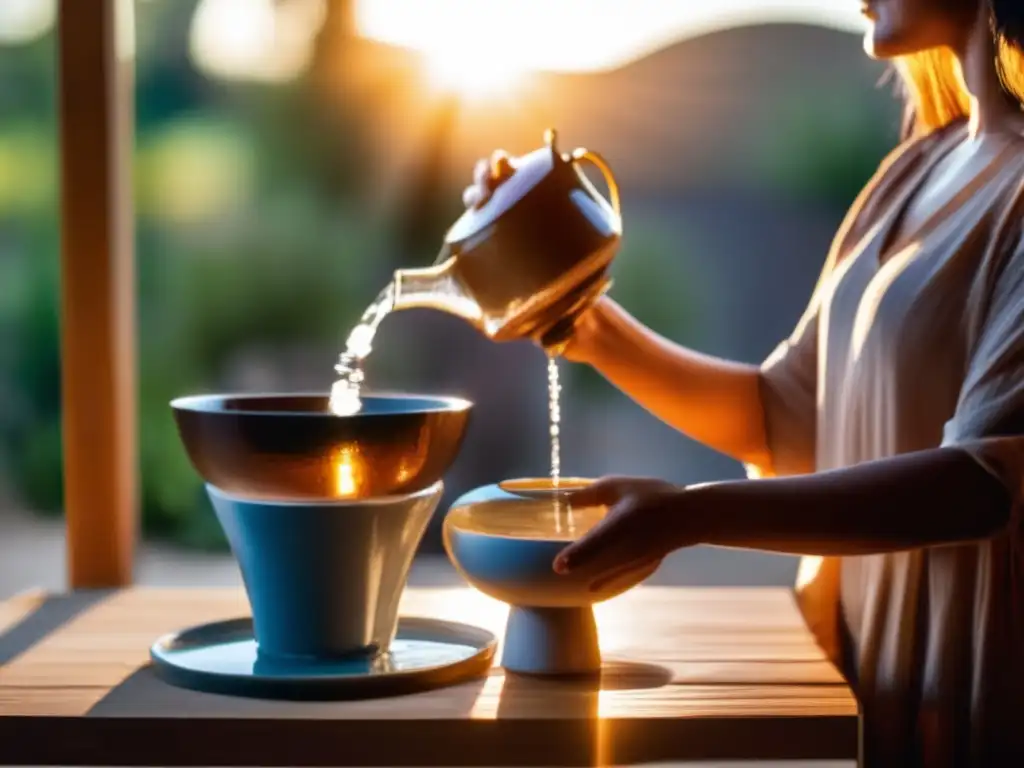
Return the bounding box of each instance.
[57,0,137,587]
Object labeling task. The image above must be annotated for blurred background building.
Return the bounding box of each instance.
[0,0,901,597]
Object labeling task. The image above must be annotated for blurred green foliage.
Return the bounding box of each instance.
[0,4,392,549]
[569,221,703,403]
[752,86,896,207]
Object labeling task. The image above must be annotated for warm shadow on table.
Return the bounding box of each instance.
[87,664,492,718]
[494,660,674,720]
[87,659,673,721]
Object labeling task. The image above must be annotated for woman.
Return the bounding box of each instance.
[466,1,1024,764]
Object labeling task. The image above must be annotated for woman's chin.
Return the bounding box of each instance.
[863,30,906,60]
[863,21,939,61]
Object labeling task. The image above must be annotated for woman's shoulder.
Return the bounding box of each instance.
[980,129,1024,255]
[986,153,1024,267]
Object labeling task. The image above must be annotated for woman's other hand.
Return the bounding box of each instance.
[553,476,699,590]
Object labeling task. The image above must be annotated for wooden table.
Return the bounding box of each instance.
[0,586,858,765]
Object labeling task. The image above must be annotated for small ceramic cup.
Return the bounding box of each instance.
[207,481,443,661]
[443,479,657,676]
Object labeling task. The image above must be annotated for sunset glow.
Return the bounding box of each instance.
[1,1,864,89]
[424,52,525,99]
[356,0,864,83]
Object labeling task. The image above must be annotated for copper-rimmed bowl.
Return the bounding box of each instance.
[171,393,472,501]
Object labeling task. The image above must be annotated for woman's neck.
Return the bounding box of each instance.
[954,7,1021,139]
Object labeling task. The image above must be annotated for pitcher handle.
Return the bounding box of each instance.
[570,148,621,216]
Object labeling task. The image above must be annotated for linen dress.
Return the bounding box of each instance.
[757,119,1024,766]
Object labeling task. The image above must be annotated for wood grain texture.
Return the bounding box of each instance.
[0,587,859,765]
[0,590,45,637]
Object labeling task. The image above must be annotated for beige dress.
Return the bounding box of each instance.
[758,119,1024,766]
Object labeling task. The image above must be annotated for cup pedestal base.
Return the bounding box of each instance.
[501,605,600,676]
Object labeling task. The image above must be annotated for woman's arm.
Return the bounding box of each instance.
[557,447,1012,576]
[464,152,793,472]
[568,297,772,468]
[689,447,1011,555]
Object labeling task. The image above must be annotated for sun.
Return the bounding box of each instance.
[355,0,532,101]
[423,50,525,99]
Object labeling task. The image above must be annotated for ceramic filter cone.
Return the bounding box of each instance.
[207,482,442,660]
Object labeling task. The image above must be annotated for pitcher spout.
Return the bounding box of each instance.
[392,259,483,329]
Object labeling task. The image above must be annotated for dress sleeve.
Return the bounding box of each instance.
[941,224,1024,515]
[750,289,823,478]
[746,133,936,480]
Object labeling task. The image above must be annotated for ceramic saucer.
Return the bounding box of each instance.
[150,616,496,700]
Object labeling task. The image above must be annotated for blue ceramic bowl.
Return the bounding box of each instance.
[443,480,657,609]
[208,481,443,660]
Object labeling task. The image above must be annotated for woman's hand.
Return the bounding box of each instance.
[554,476,699,590]
[461,150,516,209]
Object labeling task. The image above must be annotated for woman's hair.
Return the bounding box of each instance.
[898,1,1024,138]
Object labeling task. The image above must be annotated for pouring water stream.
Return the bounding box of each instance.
[328,283,576,536]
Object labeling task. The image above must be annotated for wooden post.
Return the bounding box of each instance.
[57,0,137,587]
